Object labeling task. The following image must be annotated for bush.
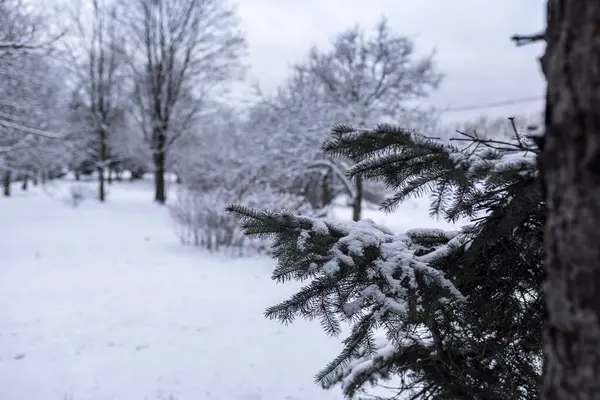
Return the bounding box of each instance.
[169,186,317,255]
[61,184,98,207]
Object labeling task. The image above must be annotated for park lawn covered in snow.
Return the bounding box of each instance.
[0,180,459,400]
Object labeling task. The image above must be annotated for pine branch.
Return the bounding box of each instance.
[230,119,545,399]
[228,204,466,396]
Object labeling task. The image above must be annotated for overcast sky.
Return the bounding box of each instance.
[236,0,546,124]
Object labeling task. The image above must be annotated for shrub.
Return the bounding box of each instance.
[62,184,98,207]
[169,185,317,256]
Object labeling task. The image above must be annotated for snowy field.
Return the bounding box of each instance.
[0,180,457,400]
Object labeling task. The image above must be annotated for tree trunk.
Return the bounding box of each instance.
[3,170,11,197]
[75,171,80,181]
[21,176,28,191]
[107,167,113,185]
[98,128,107,202]
[98,166,106,202]
[153,130,167,204]
[352,176,362,221]
[322,173,333,207]
[541,1,600,398]
[130,168,143,181]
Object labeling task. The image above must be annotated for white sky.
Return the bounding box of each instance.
[236,0,546,124]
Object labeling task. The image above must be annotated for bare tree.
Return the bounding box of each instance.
[60,0,128,202]
[296,17,442,220]
[0,0,67,196]
[537,0,600,398]
[126,0,246,204]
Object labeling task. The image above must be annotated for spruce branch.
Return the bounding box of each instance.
[230,119,544,399]
[228,204,465,396]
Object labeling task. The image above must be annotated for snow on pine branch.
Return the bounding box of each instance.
[228,204,465,325]
[228,204,467,396]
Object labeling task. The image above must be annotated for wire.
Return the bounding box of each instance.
[441,96,544,113]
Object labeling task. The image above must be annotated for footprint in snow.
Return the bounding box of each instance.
[14,353,26,360]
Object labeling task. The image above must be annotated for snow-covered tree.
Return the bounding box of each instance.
[169,101,320,252]
[60,0,129,201]
[125,0,246,204]
[105,110,150,182]
[249,17,442,219]
[1,0,68,195]
[173,102,244,189]
[245,70,341,207]
[229,121,544,399]
[295,17,443,220]
[0,0,53,52]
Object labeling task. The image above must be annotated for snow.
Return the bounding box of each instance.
[0,180,345,400]
[341,341,397,392]
[0,179,459,400]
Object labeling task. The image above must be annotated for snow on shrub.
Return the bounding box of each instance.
[169,185,317,256]
[54,183,99,207]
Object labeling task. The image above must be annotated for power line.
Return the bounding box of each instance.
[441,95,544,113]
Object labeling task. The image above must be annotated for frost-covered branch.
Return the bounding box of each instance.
[0,116,63,139]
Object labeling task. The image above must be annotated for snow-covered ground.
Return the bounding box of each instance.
[0,180,457,400]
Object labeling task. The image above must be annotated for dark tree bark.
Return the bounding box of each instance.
[352,176,362,222]
[3,170,11,197]
[21,176,27,191]
[321,173,333,207]
[541,1,600,398]
[130,167,144,181]
[153,130,167,204]
[98,128,107,202]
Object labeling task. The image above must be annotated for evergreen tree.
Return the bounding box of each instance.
[228,122,545,399]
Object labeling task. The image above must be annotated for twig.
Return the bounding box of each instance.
[451,126,538,154]
[511,32,545,47]
[508,117,524,147]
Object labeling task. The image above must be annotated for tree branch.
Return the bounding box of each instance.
[511,32,546,47]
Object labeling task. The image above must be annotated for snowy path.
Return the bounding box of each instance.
[0,182,344,400]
